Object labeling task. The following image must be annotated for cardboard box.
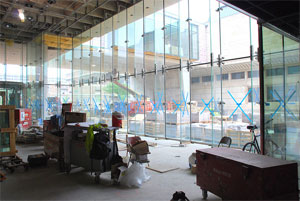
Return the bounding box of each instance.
[65,112,86,124]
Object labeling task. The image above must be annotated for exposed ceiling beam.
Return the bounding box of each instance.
[46,0,96,33]
[0,0,77,21]
[0,0,16,26]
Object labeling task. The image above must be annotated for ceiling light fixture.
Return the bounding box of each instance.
[18,9,25,22]
[4,23,12,28]
[27,16,34,21]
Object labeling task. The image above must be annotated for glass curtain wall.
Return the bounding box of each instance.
[67,0,260,147]
[6,0,262,148]
[262,26,300,185]
[0,41,25,108]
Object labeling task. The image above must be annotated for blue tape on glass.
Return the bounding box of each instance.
[172,98,182,114]
[228,89,252,123]
[75,99,80,109]
[92,97,100,114]
[253,88,260,103]
[181,91,189,117]
[62,97,70,103]
[136,94,143,113]
[270,89,297,120]
[83,98,90,111]
[201,97,215,116]
[118,94,126,114]
[103,95,111,114]
[34,99,40,111]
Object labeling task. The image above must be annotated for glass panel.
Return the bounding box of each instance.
[101,81,112,126]
[190,64,215,144]
[222,58,255,148]
[165,68,190,140]
[128,75,144,134]
[164,0,180,67]
[220,3,250,60]
[72,34,82,112]
[0,132,10,153]
[100,18,113,125]
[90,25,101,123]
[43,34,59,119]
[283,36,300,188]
[113,11,127,76]
[6,42,22,82]
[0,41,5,81]
[113,78,128,132]
[263,27,284,159]
[128,2,143,74]
[144,0,164,71]
[145,72,165,138]
[189,0,210,63]
[81,30,91,120]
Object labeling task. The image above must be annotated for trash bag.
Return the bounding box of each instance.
[119,162,151,188]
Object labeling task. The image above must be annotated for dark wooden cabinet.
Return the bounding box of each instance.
[196,148,299,200]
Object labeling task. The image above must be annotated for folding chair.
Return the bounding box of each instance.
[218,136,232,148]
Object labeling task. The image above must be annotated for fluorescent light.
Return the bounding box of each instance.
[18,9,25,22]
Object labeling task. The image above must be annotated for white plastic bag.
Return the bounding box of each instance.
[119,162,151,188]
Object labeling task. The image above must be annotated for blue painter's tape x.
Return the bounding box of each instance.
[228,89,252,123]
[201,97,215,116]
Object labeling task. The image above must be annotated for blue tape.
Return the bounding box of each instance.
[181,91,189,117]
[92,97,100,114]
[228,89,252,123]
[201,97,215,116]
[103,96,111,114]
[118,94,126,114]
[270,89,297,120]
[83,98,90,111]
[136,94,143,114]
[172,98,182,114]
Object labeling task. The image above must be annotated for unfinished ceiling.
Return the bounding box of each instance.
[221,0,300,40]
[0,0,138,43]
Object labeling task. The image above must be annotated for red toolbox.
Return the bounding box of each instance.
[15,108,32,129]
[196,148,299,200]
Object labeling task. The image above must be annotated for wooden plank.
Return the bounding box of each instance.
[1,128,17,133]
[0,105,15,110]
[0,150,17,157]
[9,132,16,154]
[9,109,15,129]
[146,166,179,173]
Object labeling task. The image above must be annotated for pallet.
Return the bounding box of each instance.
[0,155,29,173]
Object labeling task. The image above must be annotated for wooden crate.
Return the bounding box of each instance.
[0,105,17,157]
[225,129,252,148]
[196,148,299,200]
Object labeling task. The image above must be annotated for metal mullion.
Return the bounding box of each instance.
[219,2,224,141]
[71,37,74,111]
[282,35,287,160]
[187,0,192,142]
[163,0,167,139]
[126,7,129,134]
[143,0,146,137]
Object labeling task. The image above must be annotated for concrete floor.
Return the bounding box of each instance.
[0,135,221,201]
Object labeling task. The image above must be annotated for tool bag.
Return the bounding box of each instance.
[170,191,190,201]
[89,129,111,172]
[111,129,126,180]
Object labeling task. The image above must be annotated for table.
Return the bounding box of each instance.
[63,123,118,182]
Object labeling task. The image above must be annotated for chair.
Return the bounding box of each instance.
[218,136,232,148]
[126,136,150,165]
